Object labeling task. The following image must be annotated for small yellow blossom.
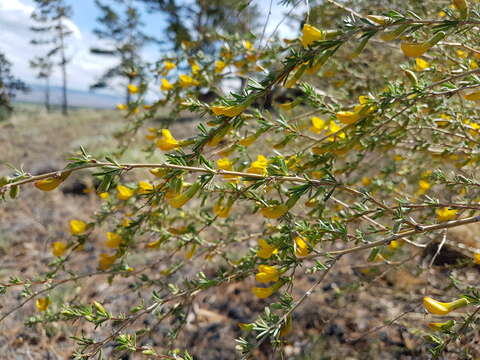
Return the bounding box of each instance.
[401,42,430,57]
[160,78,174,91]
[247,155,268,175]
[239,135,257,147]
[211,104,246,117]
[178,74,199,87]
[164,61,176,71]
[423,296,469,315]
[127,84,139,93]
[99,192,109,199]
[138,181,154,194]
[261,204,289,219]
[295,236,310,257]
[415,58,429,71]
[35,297,50,312]
[255,265,279,283]
[336,111,360,125]
[105,232,123,248]
[215,60,227,73]
[116,185,134,201]
[362,177,372,186]
[156,129,180,151]
[52,241,67,256]
[70,219,87,235]
[310,117,326,133]
[436,207,458,222]
[116,103,128,110]
[301,24,324,48]
[252,286,274,299]
[256,239,278,259]
[98,253,116,270]
[419,179,431,191]
[213,201,231,218]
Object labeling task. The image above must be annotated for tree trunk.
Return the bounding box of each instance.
[59,18,68,116]
[45,76,50,112]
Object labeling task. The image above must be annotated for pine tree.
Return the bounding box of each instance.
[90,0,155,104]
[29,56,53,112]
[0,52,29,120]
[30,0,73,115]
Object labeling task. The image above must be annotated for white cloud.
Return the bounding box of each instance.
[0,0,118,94]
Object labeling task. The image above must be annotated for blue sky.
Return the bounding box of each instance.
[0,0,303,96]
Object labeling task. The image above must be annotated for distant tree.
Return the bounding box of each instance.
[30,0,73,115]
[90,0,154,104]
[29,56,53,112]
[137,0,260,52]
[0,52,29,120]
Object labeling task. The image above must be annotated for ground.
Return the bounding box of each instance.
[1,105,479,359]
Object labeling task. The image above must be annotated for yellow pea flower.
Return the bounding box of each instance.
[401,32,445,57]
[116,103,128,110]
[215,60,227,73]
[167,182,201,209]
[127,84,139,94]
[463,91,480,101]
[252,286,274,299]
[105,232,123,248]
[160,78,174,91]
[52,241,67,256]
[213,200,232,218]
[415,58,429,71]
[336,111,360,125]
[419,179,431,191]
[473,253,480,264]
[294,236,310,257]
[164,61,176,71]
[98,253,116,270]
[99,192,109,199]
[256,239,279,259]
[362,177,372,186]
[301,24,324,48]
[34,171,70,191]
[138,181,154,194]
[255,265,279,283]
[423,296,469,315]
[436,207,458,222]
[178,74,199,88]
[211,104,246,117]
[35,297,50,312]
[191,62,201,75]
[116,185,134,201]
[70,219,87,235]
[261,204,289,219]
[239,134,258,147]
[310,116,326,133]
[156,129,180,151]
[247,155,269,175]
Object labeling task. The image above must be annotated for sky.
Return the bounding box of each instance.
[0,0,304,97]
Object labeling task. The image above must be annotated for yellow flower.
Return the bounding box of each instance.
[52,241,67,256]
[463,91,480,101]
[215,60,227,73]
[98,253,116,270]
[336,111,360,125]
[105,232,123,248]
[160,78,174,91]
[423,296,469,315]
[117,185,134,201]
[247,155,268,175]
[178,74,199,88]
[34,172,70,191]
[294,236,310,257]
[243,40,253,50]
[116,103,128,110]
[301,24,324,48]
[191,62,201,75]
[239,135,257,147]
[122,218,132,227]
[474,253,480,264]
[156,129,180,151]
[387,240,404,250]
[164,61,176,71]
[138,181,154,194]
[217,157,232,171]
[127,84,139,94]
[35,297,50,312]
[256,239,278,259]
[436,207,458,222]
[419,179,431,191]
[211,104,246,117]
[401,42,431,57]
[252,286,274,299]
[255,265,279,283]
[361,177,372,186]
[70,219,87,235]
[167,182,201,209]
[261,204,289,219]
[415,58,429,71]
[310,117,326,133]
[99,192,109,199]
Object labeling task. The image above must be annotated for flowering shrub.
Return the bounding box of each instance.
[3,1,480,358]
